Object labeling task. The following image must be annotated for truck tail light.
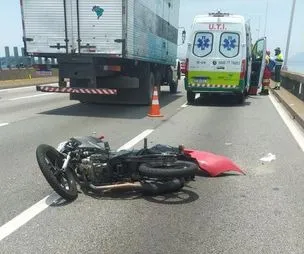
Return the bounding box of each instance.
[185,58,189,78]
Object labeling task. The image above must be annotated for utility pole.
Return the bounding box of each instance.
[258,16,261,38]
[283,0,297,70]
[264,0,269,36]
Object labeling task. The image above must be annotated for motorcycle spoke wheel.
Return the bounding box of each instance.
[36,144,78,201]
[44,154,71,190]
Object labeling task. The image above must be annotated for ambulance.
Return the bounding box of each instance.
[185,11,266,104]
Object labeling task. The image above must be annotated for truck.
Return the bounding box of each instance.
[20,0,184,105]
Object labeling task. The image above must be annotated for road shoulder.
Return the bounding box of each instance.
[270,81,304,130]
[0,77,58,90]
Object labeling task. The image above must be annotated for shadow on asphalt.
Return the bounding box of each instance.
[196,171,245,178]
[49,187,199,206]
[49,197,74,207]
[247,95,264,99]
[190,94,252,107]
[95,188,199,205]
[38,91,183,119]
[143,188,199,205]
[215,172,245,177]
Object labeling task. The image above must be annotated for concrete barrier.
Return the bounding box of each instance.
[271,70,304,129]
[280,70,304,102]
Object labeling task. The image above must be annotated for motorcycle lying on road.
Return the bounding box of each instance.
[36,136,199,201]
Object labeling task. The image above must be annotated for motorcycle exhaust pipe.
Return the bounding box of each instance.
[89,182,143,191]
[88,178,184,194]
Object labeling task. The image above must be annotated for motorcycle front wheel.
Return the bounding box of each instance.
[138,160,198,178]
[36,144,78,201]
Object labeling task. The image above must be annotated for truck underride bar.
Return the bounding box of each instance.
[36,85,117,95]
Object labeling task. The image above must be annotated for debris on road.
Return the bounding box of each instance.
[260,153,276,162]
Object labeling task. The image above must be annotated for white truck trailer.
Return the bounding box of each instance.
[20,0,183,104]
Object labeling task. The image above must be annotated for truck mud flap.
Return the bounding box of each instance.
[36,85,117,95]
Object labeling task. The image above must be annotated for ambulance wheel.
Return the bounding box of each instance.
[244,87,249,97]
[187,91,195,104]
[237,93,245,105]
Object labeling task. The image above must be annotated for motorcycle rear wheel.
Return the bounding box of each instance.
[139,160,197,178]
[36,144,78,201]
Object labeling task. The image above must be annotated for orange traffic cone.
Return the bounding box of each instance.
[148,86,163,117]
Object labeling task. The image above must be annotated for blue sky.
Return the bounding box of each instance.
[0,0,303,60]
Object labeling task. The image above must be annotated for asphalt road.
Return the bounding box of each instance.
[0,82,304,254]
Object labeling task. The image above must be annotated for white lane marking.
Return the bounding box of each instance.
[0,193,60,241]
[0,129,154,241]
[269,93,304,152]
[0,83,58,93]
[117,129,154,151]
[181,103,188,108]
[9,93,55,101]
[0,123,9,127]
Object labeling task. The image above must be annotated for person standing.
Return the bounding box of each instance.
[265,50,271,65]
[260,50,272,95]
[274,47,284,90]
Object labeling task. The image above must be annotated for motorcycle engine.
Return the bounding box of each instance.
[79,154,111,183]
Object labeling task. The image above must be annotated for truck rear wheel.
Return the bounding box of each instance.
[138,64,155,105]
[154,71,162,95]
[147,72,155,104]
[140,72,155,105]
[170,81,178,94]
[167,68,178,94]
[177,61,181,80]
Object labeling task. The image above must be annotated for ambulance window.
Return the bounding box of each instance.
[256,40,264,59]
[220,32,240,58]
[193,32,213,57]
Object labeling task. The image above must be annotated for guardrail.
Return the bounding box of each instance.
[280,70,304,102]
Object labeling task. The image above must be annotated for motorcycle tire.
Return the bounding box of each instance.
[36,144,78,201]
[139,160,198,178]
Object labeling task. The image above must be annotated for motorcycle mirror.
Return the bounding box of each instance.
[178,144,185,153]
[104,141,110,151]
